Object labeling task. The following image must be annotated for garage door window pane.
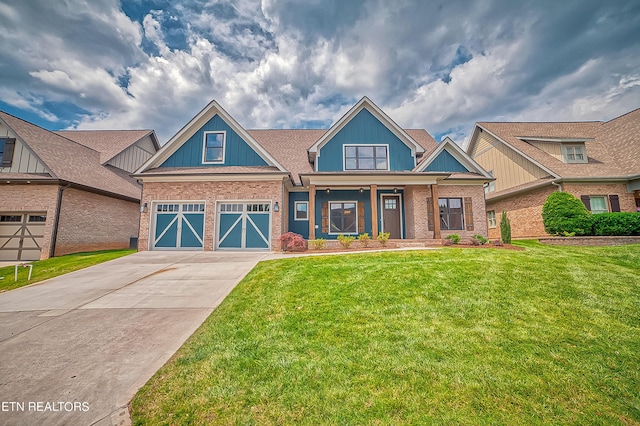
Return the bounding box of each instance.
[0,215,21,222]
[28,215,47,222]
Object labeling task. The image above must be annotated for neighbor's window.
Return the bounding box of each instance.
[294,201,309,220]
[203,132,225,163]
[329,202,357,233]
[344,145,388,170]
[563,144,586,163]
[439,198,464,230]
[487,210,496,228]
[589,196,608,214]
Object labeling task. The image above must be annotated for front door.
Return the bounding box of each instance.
[382,195,401,239]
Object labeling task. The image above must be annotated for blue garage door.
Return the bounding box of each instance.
[217,202,270,250]
[153,203,205,250]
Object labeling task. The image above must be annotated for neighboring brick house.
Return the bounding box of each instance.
[466,108,640,239]
[134,97,492,252]
[0,111,160,260]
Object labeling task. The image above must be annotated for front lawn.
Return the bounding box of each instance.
[0,249,135,292]
[132,242,640,425]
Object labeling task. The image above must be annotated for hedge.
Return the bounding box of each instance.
[591,212,640,236]
[542,192,592,236]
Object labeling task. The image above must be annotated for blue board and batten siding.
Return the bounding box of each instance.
[160,114,268,167]
[288,192,310,239]
[316,109,415,172]
[424,149,469,172]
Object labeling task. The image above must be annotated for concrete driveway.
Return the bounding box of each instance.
[0,251,275,426]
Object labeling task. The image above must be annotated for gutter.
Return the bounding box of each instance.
[50,182,71,258]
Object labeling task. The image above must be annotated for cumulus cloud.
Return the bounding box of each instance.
[0,0,638,144]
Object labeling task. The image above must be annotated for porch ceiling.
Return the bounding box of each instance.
[299,172,450,187]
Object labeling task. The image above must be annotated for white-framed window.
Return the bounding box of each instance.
[294,201,309,221]
[589,196,608,214]
[329,201,358,234]
[485,170,496,194]
[344,145,389,170]
[563,144,587,163]
[487,210,496,228]
[202,131,225,164]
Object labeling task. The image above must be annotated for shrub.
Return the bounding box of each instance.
[542,192,592,236]
[279,232,307,252]
[445,234,461,244]
[377,232,390,247]
[472,234,488,245]
[592,212,640,236]
[358,233,371,248]
[337,234,356,249]
[500,211,512,243]
[492,239,503,247]
[309,239,326,250]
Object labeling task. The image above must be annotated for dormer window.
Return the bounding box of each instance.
[563,144,587,163]
[344,145,389,171]
[203,131,225,164]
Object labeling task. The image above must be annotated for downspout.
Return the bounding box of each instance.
[50,182,71,258]
[551,179,563,192]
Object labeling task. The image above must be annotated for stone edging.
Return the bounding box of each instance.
[539,236,640,246]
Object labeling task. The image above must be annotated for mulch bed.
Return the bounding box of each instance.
[283,243,524,254]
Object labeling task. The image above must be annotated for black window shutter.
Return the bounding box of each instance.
[1,138,16,167]
[609,195,620,212]
[580,195,591,211]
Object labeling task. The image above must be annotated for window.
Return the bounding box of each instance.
[157,204,179,212]
[329,202,357,233]
[563,144,586,163]
[589,196,608,214]
[182,203,205,212]
[485,170,496,193]
[487,210,496,228]
[344,145,388,170]
[0,215,22,222]
[439,198,464,230]
[294,201,309,220]
[203,132,225,163]
[0,138,4,160]
[219,203,243,212]
[28,215,47,223]
[247,203,270,212]
[384,198,397,210]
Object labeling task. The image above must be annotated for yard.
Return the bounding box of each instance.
[131,242,640,425]
[0,249,135,292]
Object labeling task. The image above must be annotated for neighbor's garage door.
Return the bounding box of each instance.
[152,202,205,250]
[216,202,271,250]
[0,213,47,261]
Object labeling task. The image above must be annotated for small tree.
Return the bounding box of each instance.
[542,192,592,236]
[500,211,512,244]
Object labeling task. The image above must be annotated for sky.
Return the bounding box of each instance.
[0,0,639,146]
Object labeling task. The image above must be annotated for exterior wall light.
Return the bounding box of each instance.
[274,201,279,212]
[140,202,148,213]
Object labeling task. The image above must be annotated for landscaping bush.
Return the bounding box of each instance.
[279,232,307,252]
[445,234,461,244]
[591,212,640,236]
[542,192,592,236]
[472,234,488,245]
[500,211,512,243]
[377,232,390,247]
[337,234,356,249]
[309,239,326,250]
[358,233,371,247]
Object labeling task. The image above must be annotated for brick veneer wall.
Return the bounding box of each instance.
[55,188,140,256]
[563,183,636,213]
[540,236,640,246]
[0,184,59,260]
[403,185,433,239]
[438,184,488,240]
[139,180,283,252]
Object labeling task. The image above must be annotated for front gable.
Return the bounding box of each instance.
[424,149,468,172]
[415,137,491,176]
[160,114,268,168]
[316,108,415,171]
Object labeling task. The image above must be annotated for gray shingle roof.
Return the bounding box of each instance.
[55,129,157,164]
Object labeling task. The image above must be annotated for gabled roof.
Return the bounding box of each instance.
[55,130,159,164]
[307,97,426,157]
[136,100,287,173]
[0,111,142,200]
[414,136,492,177]
[597,107,640,176]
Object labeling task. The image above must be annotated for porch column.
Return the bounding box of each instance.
[370,184,378,239]
[309,184,316,240]
[431,183,441,239]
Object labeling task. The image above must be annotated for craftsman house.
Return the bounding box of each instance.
[0,111,160,260]
[466,108,640,239]
[134,97,492,251]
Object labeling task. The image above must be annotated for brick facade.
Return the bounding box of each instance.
[487,183,637,239]
[55,188,140,256]
[438,184,488,241]
[139,180,283,252]
[0,184,60,260]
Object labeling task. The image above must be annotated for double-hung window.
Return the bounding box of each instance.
[329,202,357,233]
[589,196,608,214]
[344,145,388,170]
[439,198,464,230]
[294,201,309,220]
[487,210,496,228]
[203,132,225,163]
[563,144,586,163]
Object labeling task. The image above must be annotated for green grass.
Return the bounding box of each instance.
[131,242,640,425]
[0,249,135,292]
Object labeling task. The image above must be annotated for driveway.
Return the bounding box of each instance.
[0,251,275,426]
